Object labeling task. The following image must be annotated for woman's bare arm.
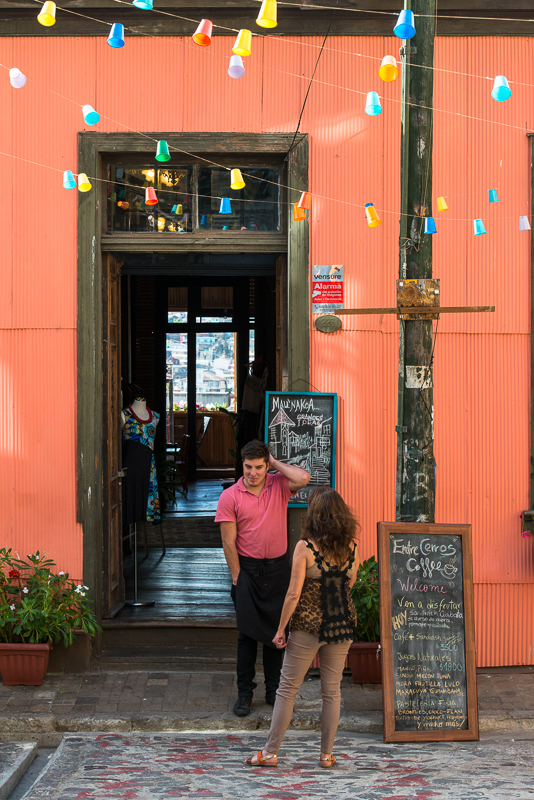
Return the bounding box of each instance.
[272,541,309,648]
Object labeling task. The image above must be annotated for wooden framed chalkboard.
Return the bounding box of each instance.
[264,391,337,507]
[378,522,479,743]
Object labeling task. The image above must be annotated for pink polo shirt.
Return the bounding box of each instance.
[215,473,293,559]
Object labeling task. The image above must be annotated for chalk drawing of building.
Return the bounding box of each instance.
[269,407,295,459]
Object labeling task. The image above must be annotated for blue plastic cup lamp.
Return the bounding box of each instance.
[107,23,125,47]
[132,0,153,9]
[219,198,232,214]
[393,8,416,39]
[200,214,207,225]
[491,75,511,102]
[474,219,486,236]
[62,170,76,189]
[488,189,499,203]
[365,91,382,116]
[424,216,437,234]
[82,104,100,125]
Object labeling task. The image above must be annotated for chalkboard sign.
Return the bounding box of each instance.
[378,522,479,743]
[264,391,337,507]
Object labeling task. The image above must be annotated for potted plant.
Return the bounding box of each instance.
[0,549,101,686]
[349,555,382,684]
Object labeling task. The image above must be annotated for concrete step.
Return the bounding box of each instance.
[0,742,37,800]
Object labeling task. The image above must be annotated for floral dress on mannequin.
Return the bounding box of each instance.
[122,405,161,523]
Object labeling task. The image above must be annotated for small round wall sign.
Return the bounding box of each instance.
[314,314,342,333]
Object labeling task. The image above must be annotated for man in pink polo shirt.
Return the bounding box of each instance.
[216,439,310,717]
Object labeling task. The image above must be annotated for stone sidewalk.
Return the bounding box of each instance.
[0,667,533,746]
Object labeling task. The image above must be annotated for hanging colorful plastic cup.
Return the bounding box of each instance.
[193,19,213,46]
[232,30,252,57]
[230,169,245,190]
[110,192,117,203]
[365,91,382,116]
[220,198,232,214]
[222,226,229,230]
[156,140,171,162]
[519,216,531,231]
[62,170,76,189]
[256,0,277,28]
[378,55,398,82]
[424,216,437,234]
[474,219,486,236]
[491,75,511,102]
[145,187,158,205]
[77,173,92,192]
[228,55,245,79]
[37,1,56,26]
[9,68,26,89]
[118,201,129,210]
[488,189,499,203]
[200,215,207,225]
[365,202,382,227]
[82,104,100,125]
[436,196,448,212]
[132,0,153,9]
[107,23,125,47]
[394,9,416,39]
[293,203,306,221]
[297,191,312,210]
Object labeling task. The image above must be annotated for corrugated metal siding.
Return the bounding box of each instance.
[0,35,532,661]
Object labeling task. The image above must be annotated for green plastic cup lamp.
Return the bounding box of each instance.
[424,216,437,234]
[474,219,486,236]
[9,68,26,88]
[393,9,416,39]
[156,140,171,162]
[132,0,153,9]
[107,23,125,47]
[365,91,382,116]
[519,216,531,231]
[219,198,232,214]
[82,104,100,125]
[62,170,76,189]
[228,55,245,79]
[488,189,499,203]
[491,75,511,102]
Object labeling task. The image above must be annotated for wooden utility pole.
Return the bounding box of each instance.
[396,0,437,522]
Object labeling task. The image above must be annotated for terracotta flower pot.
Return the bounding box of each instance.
[0,642,50,686]
[347,642,382,684]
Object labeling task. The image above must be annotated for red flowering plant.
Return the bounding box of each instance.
[0,549,101,646]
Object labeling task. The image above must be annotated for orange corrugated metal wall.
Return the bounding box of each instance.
[0,34,532,664]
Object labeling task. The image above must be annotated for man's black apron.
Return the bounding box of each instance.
[233,553,290,647]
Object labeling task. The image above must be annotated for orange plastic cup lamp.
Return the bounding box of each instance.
[145,187,158,205]
[193,19,213,47]
[297,191,312,210]
[118,201,129,210]
[232,29,252,57]
[293,203,306,222]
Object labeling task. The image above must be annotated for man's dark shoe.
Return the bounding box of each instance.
[265,692,277,706]
[233,696,253,717]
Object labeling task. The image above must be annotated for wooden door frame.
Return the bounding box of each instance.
[77,132,309,629]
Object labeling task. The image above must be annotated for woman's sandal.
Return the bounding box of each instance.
[244,750,278,767]
[320,754,337,769]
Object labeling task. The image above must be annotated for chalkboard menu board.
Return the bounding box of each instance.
[264,391,337,507]
[378,522,479,743]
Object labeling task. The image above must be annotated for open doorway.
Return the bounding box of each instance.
[110,261,283,623]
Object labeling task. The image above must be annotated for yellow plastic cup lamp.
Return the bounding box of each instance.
[436,196,449,212]
[256,0,277,28]
[37,0,56,26]
[365,203,382,227]
[232,29,252,57]
[77,172,92,192]
[378,55,399,82]
[230,169,246,190]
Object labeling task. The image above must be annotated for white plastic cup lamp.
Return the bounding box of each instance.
[491,75,511,102]
[519,216,531,231]
[473,219,486,236]
[228,54,245,79]
[9,68,26,88]
[365,91,382,116]
[82,104,100,125]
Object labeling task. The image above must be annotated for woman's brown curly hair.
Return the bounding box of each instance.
[301,487,360,565]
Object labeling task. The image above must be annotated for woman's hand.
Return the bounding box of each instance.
[273,631,287,649]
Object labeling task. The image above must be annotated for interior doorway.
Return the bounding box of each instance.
[105,257,283,623]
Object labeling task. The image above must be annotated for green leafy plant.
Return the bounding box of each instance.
[155,452,184,507]
[351,556,380,643]
[0,549,101,646]
[218,406,241,462]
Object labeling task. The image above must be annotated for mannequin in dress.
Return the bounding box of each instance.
[121,387,161,524]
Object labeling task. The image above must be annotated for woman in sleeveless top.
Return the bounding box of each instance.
[245,487,359,769]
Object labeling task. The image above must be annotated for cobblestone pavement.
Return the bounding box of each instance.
[20,731,534,799]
